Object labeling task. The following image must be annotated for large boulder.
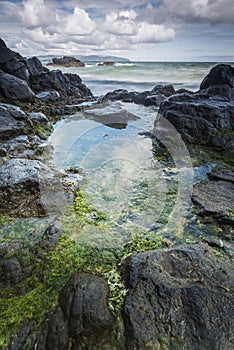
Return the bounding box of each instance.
[120,243,234,350]
[155,93,234,144]
[154,65,234,155]
[0,72,34,102]
[0,158,81,217]
[200,64,234,90]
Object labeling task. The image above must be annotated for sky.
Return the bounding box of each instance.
[0,0,234,61]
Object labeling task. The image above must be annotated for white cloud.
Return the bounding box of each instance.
[104,10,175,42]
[0,0,233,59]
[140,0,234,25]
[132,23,175,43]
[20,0,58,31]
[63,7,96,35]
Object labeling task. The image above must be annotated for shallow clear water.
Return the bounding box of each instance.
[48,101,211,248]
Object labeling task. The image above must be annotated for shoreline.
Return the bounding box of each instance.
[0,39,233,349]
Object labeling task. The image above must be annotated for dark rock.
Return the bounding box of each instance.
[151,84,176,97]
[48,56,85,67]
[38,307,69,350]
[192,169,234,226]
[0,158,81,217]
[200,64,234,90]
[98,61,115,66]
[5,321,37,350]
[120,243,234,350]
[102,89,137,102]
[153,65,234,156]
[30,69,70,94]
[29,112,49,127]
[0,104,27,141]
[155,93,234,145]
[102,85,178,107]
[0,72,35,102]
[30,70,92,99]
[65,72,93,97]
[0,256,23,287]
[1,59,29,81]
[59,273,114,346]
[23,56,49,76]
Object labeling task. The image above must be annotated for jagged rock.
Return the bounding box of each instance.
[0,158,82,217]
[0,72,35,102]
[192,169,234,227]
[120,243,234,350]
[59,273,114,348]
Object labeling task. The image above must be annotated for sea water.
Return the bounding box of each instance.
[41,60,232,96]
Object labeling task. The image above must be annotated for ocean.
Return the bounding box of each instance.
[41,59,233,96]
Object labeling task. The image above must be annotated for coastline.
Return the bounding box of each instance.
[0,39,234,349]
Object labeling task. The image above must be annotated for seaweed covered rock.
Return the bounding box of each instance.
[120,243,234,350]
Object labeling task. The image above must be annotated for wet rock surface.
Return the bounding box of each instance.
[101,84,187,107]
[120,243,234,350]
[0,158,81,217]
[192,169,234,228]
[58,273,114,348]
[154,64,234,158]
[0,38,93,116]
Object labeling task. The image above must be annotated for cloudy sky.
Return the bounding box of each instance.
[0,0,234,61]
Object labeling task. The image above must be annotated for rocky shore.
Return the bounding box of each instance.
[0,38,233,350]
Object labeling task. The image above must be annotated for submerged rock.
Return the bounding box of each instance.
[83,102,140,128]
[120,243,234,350]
